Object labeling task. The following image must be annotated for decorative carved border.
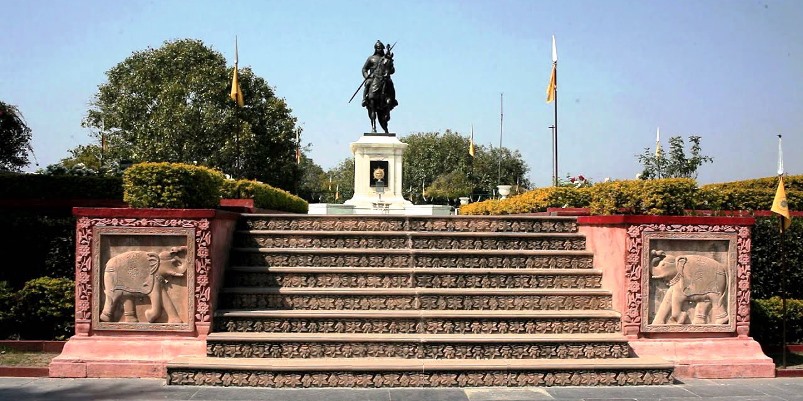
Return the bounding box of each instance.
[623,224,751,337]
[75,216,212,334]
[639,231,737,333]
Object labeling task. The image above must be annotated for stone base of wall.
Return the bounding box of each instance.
[629,337,775,379]
[49,335,205,378]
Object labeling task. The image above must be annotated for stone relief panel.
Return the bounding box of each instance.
[640,232,737,333]
[91,226,196,331]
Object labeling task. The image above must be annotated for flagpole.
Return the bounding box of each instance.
[552,63,558,187]
[781,212,787,368]
[498,92,503,187]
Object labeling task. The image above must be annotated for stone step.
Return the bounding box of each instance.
[234,230,587,251]
[226,266,604,289]
[239,214,578,233]
[230,248,594,269]
[214,309,622,335]
[206,332,631,359]
[166,356,674,387]
[218,287,612,311]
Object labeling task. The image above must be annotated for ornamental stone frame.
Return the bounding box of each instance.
[640,231,737,333]
[623,223,751,337]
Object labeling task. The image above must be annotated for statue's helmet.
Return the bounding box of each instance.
[374,40,384,50]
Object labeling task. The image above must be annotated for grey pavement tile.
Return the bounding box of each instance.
[682,384,768,398]
[388,388,469,401]
[0,378,198,401]
[465,387,553,400]
[545,385,694,400]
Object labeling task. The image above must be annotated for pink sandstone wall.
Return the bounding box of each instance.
[50,208,238,378]
[578,215,775,379]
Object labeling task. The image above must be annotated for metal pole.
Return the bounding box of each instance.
[781,214,788,368]
[498,92,503,186]
[549,125,556,186]
[553,64,558,187]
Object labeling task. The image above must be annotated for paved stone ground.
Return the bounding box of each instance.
[1,377,803,401]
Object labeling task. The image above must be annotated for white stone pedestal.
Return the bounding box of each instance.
[344,133,413,212]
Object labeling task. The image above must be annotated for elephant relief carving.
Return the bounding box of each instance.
[650,250,729,325]
[100,246,188,323]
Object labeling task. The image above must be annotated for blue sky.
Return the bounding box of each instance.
[2,0,802,186]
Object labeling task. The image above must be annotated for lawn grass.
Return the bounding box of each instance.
[0,346,59,367]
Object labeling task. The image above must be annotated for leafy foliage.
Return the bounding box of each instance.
[0,101,34,172]
[0,172,123,200]
[221,179,308,213]
[461,178,697,216]
[83,38,301,191]
[750,217,803,300]
[638,136,713,179]
[400,130,530,204]
[12,277,75,340]
[699,175,802,212]
[123,162,225,209]
[751,297,803,345]
[321,158,355,203]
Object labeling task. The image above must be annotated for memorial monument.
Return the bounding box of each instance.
[308,40,449,215]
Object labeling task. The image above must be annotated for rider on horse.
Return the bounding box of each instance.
[361,40,398,133]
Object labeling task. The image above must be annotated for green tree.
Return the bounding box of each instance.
[401,130,530,204]
[324,158,355,203]
[638,135,713,180]
[0,101,34,172]
[82,38,300,190]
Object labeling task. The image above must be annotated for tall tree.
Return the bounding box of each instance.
[83,38,300,190]
[0,101,34,172]
[401,130,530,203]
[638,135,713,179]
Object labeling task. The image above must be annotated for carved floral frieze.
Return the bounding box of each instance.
[218,317,622,335]
[168,368,673,387]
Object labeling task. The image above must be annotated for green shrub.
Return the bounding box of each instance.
[0,172,123,200]
[460,186,590,215]
[751,297,803,345]
[700,175,802,211]
[587,178,697,215]
[461,178,696,216]
[0,211,75,288]
[123,162,225,209]
[221,179,308,213]
[750,217,803,299]
[12,277,75,340]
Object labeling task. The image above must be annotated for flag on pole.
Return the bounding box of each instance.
[469,125,475,157]
[546,35,557,103]
[772,135,792,231]
[295,129,301,164]
[230,37,245,107]
[772,176,792,231]
[655,127,662,157]
[335,184,340,201]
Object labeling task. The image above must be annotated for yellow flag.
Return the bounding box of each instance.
[546,64,556,103]
[230,37,244,107]
[230,65,244,107]
[469,125,475,157]
[772,175,792,231]
[335,184,340,201]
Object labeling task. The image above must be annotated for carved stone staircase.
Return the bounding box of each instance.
[167,214,674,387]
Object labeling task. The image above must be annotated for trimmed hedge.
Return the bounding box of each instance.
[123,162,225,209]
[751,216,803,299]
[751,297,803,345]
[461,178,697,216]
[222,179,308,214]
[0,277,75,340]
[0,172,123,200]
[461,176,801,216]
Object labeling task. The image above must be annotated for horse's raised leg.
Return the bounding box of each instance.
[379,111,390,133]
[367,106,377,133]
